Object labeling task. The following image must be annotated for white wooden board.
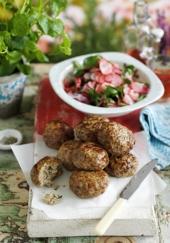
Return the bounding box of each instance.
[27,190,157,237]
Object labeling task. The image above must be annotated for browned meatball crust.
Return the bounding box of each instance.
[69,170,109,198]
[43,120,74,149]
[106,153,138,177]
[57,140,81,171]
[74,116,109,142]
[31,156,62,187]
[72,142,109,171]
[97,121,135,156]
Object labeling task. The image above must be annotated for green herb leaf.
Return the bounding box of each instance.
[0,37,7,53]
[123,64,135,75]
[7,51,21,64]
[138,94,146,101]
[10,13,29,36]
[104,86,118,99]
[73,61,84,77]
[83,55,101,69]
[59,34,71,56]
[38,15,49,34]
[0,1,70,76]
[48,18,64,36]
[88,89,101,106]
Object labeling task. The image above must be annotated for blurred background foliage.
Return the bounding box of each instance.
[49,0,129,62]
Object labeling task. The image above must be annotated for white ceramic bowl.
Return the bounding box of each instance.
[49,52,164,117]
[0,129,23,150]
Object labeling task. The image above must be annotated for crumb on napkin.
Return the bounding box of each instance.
[42,192,63,205]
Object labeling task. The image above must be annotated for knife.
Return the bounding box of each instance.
[95,159,157,235]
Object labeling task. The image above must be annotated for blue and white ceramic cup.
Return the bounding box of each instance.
[0,73,27,118]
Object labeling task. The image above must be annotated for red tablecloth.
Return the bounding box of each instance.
[35,78,142,135]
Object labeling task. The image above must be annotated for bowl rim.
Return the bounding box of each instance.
[49,52,164,115]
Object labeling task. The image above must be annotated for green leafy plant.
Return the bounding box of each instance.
[0,0,71,76]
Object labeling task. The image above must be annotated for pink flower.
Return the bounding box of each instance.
[37,35,54,53]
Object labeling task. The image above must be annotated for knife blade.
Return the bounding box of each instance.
[120,159,157,199]
[95,159,157,235]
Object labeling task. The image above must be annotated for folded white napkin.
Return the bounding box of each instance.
[11,132,166,220]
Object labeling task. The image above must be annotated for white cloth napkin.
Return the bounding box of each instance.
[11,132,166,220]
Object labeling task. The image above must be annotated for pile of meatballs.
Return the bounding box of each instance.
[31,116,138,199]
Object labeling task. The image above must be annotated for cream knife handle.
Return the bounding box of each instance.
[95,197,127,236]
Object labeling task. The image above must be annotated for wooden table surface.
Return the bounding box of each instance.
[0,64,170,243]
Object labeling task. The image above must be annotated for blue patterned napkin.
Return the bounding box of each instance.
[140,102,170,170]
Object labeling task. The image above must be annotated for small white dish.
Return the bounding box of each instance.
[49,52,164,117]
[0,129,23,150]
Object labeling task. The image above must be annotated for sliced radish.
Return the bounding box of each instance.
[123,94,134,105]
[129,89,139,101]
[131,82,149,94]
[111,75,123,87]
[82,81,95,93]
[99,59,113,75]
[72,93,89,103]
[84,73,91,80]
[75,77,81,89]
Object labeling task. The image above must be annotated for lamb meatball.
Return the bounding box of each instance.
[72,142,109,171]
[106,153,138,177]
[43,120,74,149]
[74,116,109,142]
[97,121,135,156]
[69,170,109,198]
[57,140,81,171]
[31,156,62,187]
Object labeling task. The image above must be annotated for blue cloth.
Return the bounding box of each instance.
[140,102,170,170]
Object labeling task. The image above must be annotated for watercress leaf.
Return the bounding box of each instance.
[10,13,30,36]
[7,51,21,64]
[51,0,67,16]
[72,61,84,77]
[116,86,124,97]
[0,31,10,44]
[88,89,101,106]
[123,64,135,75]
[104,86,118,98]
[83,55,101,69]
[0,62,16,76]
[48,18,64,36]
[59,34,71,55]
[124,78,131,84]
[138,94,146,101]
[0,37,7,53]
[17,63,32,75]
[38,15,49,34]
[0,23,8,31]
[34,49,49,62]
